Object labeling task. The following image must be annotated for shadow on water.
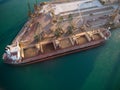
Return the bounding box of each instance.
[0,44,104,90]
[106,52,120,90]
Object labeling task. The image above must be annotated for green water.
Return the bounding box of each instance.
[0,0,120,90]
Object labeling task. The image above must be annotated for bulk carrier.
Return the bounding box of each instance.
[3,0,118,65]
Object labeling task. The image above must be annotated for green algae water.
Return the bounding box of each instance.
[0,0,120,90]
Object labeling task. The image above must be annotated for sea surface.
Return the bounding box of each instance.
[0,0,120,90]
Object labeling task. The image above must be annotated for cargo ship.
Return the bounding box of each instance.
[2,0,113,65]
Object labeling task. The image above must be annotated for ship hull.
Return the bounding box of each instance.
[4,39,105,66]
[2,0,112,66]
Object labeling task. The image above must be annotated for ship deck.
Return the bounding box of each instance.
[3,0,115,65]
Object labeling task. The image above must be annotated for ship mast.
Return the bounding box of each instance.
[27,0,32,17]
[34,0,38,10]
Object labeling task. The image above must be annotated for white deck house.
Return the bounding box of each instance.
[5,42,21,63]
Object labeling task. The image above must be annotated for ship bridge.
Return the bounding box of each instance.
[4,42,21,63]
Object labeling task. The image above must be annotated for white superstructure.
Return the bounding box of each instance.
[4,42,21,63]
